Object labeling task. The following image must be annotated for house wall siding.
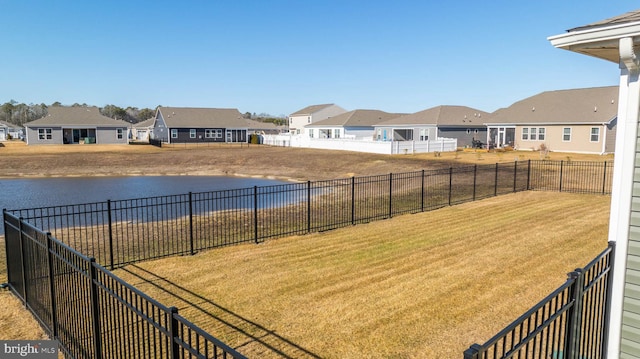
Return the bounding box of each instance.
[25,126,63,145]
[622,145,640,357]
[96,127,128,144]
[438,127,486,147]
[515,125,605,153]
[152,113,169,142]
[169,128,226,143]
[606,119,618,153]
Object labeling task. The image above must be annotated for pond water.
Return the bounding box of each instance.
[0,175,290,212]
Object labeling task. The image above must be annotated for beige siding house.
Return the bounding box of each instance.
[549,8,640,358]
[486,86,618,154]
[288,104,347,135]
[24,106,130,145]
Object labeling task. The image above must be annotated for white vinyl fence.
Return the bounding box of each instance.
[262,134,457,154]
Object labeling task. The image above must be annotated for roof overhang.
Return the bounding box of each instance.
[548,21,640,63]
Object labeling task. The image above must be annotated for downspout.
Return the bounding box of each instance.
[607,36,640,358]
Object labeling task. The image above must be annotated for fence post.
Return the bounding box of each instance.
[602,161,608,195]
[601,241,616,357]
[494,163,499,196]
[513,161,518,192]
[448,167,453,206]
[421,169,425,212]
[107,200,114,270]
[308,181,312,232]
[527,159,531,190]
[472,165,477,201]
[168,306,180,359]
[46,233,58,338]
[389,173,393,218]
[188,192,194,255]
[89,258,103,359]
[565,268,584,359]
[253,186,259,244]
[463,344,482,359]
[18,217,28,306]
[559,160,564,192]
[351,177,356,225]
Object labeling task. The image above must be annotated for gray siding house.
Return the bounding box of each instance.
[374,105,489,147]
[151,107,249,144]
[549,8,640,358]
[24,106,129,145]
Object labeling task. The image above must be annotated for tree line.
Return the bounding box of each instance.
[0,100,286,127]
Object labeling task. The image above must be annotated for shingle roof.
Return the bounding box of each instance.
[307,109,401,127]
[290,104,336,116]
[158,107,246,128]
[487,86,618,125]
[25,106,129,127]
[569,9,640,32]
[377,105,489,127]
[133,118,156,128]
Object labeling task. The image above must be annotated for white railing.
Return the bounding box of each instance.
[261,134,457,154]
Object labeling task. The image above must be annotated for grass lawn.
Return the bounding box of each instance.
[109,191,610,358]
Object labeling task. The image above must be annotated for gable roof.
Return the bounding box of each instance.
[377,105,489,127]
[290,104,337,116]
[157,107,246,128]
[569,9,640,32]
[25,106,129,127]
[133,118,156,128]
[487,86,618,125]
[307,109,401,127]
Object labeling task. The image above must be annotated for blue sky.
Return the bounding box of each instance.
[0,1,634,116]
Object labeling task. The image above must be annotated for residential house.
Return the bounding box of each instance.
[288,104,347,135]
[131,118,155,141]
[0,120,10,141]
[24,106,129,145]
[151,107,249,144]
[374,105,489,147]
[485,86,618,153]
[305,109,400,140]
[549,8,640,358]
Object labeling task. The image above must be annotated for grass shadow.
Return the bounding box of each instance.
[122,264,322,359]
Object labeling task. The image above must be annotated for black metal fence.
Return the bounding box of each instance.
[2,159,613,358]
[463,242,614,359]
[3,211,246,359]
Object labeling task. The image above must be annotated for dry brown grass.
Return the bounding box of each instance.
[112,191,610,358]
[0,141,613,181]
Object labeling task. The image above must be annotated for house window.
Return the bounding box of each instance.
[190,129,196,138]
[309,129,314,138]
[117,128,124,139]
[420,129,429,141]
[335,129,341,138]
[590,127,600,142]
[530,128,537,141]
[563,127,571,142]
[522,128,529,140]
[205,129,222,138]
[538,128,545,141]
[38,128,52,140]
[171,129,178,139]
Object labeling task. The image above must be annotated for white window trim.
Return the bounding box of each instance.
[590,127,600,142]
[522,128,529,141]
[538,128,546,141]
[563,127,572,142]
[38,128,52,140]
[171,129,178,139]
[190,129,196,139]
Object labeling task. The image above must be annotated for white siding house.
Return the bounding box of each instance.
[288,104,347,135]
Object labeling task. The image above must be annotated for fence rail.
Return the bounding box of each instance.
[463,242,614,359]
[2,159,613,358]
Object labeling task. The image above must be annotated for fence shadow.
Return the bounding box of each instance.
[122,264,322,359]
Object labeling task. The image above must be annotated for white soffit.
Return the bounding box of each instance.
[548,22,640,63]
